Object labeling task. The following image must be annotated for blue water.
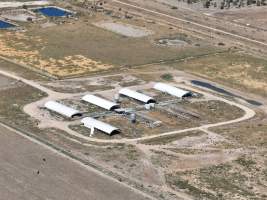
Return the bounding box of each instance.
[36,7,72,17]
[191,80,262,106]
[0,20,15,29]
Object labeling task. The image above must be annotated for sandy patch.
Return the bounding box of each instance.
[93,21,153,38]
[157,38,188,47]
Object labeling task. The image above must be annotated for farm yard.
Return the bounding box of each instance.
[0,1,266,200]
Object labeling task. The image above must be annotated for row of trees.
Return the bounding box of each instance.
[203,0,266,9]
[177,0,266,8]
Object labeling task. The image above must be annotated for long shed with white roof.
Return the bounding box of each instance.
[82,94,119,111]
[81,117,120,135]
[44,101,82,118]
[153,82,191,98]
[119,88,155,104]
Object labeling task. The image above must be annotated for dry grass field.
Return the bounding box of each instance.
[0,11,218,78]
[170,51,267,97]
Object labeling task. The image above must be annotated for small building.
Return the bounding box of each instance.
[82,94,119,111]
[81,117,120,135]
[153,82,191,98]
[44,101,82,118]
[119,88,155,104]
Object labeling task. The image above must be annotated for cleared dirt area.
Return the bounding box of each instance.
[94,21,154,37]
[0,125,150,200]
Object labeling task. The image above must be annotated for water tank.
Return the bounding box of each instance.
[145,104,151,110]
[130,113,136,123]
[150,103,155,109]
[114,93,120,103]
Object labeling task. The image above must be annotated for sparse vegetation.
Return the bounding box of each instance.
[140,131,204,145]
[170,52,267,97]
[160,73,173,81]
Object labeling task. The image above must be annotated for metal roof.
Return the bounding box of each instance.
[119,88,155,103]
[153,82,191,98]
[82,94,119,111]
[44,101,82,118]
[81,117,119,135]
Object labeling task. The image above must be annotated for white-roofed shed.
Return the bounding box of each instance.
[119,88,155,104]
[153,82,191,98]
[44,101,82,118]
[82,94,119,111]
[81,117,120,135]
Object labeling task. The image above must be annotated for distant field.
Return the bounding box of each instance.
[0,13,218,77]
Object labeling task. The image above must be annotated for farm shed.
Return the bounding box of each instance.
[81,117,120,135]
[153,82,191,98]
[119,88,155,104]
[82,94,119,111]
[44,101,82,118]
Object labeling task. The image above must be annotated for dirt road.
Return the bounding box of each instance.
[0,69,256,144]
[0,123,153,200]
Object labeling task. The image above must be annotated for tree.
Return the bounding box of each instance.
[203,0,211,8]
[22,5,28,9]
[220,1,225,9]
